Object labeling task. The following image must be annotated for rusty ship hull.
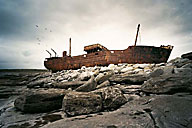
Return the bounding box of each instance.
[44,45,173,72]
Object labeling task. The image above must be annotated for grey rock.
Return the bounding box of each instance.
[171,57,192,68]
[174,68,192,74]
[42,95,154,128]
[14,89,68,113]
[149,68,164,78]
[181,63,192,68]
[147,94,192,128]
[75,76,97,92]
[149,66,175,78]
[114,84,141,94]
[95,71,114,84]
[120,67,133,73]
[53,81,86,90]
[96,80,110,89]
[181,51,192,60]
[93,87,127,110]
[78,71,91,81]
[27,78,52,88]
[109,74,147,85]
[141,69,192,94]
[99,67,112,73]
[62,91,102,116]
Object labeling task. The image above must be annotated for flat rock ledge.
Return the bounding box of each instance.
[14,89,68,113]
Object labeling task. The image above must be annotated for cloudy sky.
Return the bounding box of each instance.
[0,0,192,69]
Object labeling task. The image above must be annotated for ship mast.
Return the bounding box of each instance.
[69,38,71,56]
[134,24,140,46]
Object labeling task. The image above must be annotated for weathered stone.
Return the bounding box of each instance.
[62,91,102,116]
[52,81,86,90]
[181,51,192,60]
[27,78,51,88]
[181,63,192,68]
[95,71,114,84]
[78,71,91,81]
[147,95,192,128]
[14,89,68,113]
[114,84,141,94]
[148,68,164,78]
[173,68,192,74]
[96,80,110,89]
[109,74,147,85]
[120,67,133,73]
[141,69,192,94]
[75,76,97,92]
[93,87,127,110]
[99,67,112,73]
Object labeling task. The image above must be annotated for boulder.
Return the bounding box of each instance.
[141,68,192,94]
[99,67,112,73]
[148,68,164,78]
[148,65,175,78]
[181,52,192,60]
[95,71,114,84]
[52,81,86,90]
[120,67,133,73]
[14,89,68,113]
[109,74,147,85]
[62,91,102,116]
[96,80,110,89]
[114,84,141,94]
[93,87,127,110]
[75,76,97,92]
[27,78,52,88]
[181,63,192,68]
[78,71,91,81]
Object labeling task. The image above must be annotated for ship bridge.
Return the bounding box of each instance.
[84,44,109,54]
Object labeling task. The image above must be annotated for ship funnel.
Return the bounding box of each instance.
[46,50,52,58]
[69,38,71,56]
[51,48,57,57]
[134,24,140,46]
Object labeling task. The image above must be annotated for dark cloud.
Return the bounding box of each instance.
[0,0,31,37]
[0,0,192,69]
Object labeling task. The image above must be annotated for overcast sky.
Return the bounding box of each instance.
[0,0,192,69]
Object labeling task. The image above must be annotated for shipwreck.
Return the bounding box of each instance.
[44,24,173,72]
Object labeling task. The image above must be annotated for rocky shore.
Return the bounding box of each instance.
[0,52,192,128]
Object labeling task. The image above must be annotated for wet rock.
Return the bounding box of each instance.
[14,89,68,113]
[141,68,192,94]
[96,80,110,89]
[62,91,102,116]
[75,76,97,92]
[109,74,147,85]
[53,81,86,90]
[93,87,127,110]
[181,51,192,60]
